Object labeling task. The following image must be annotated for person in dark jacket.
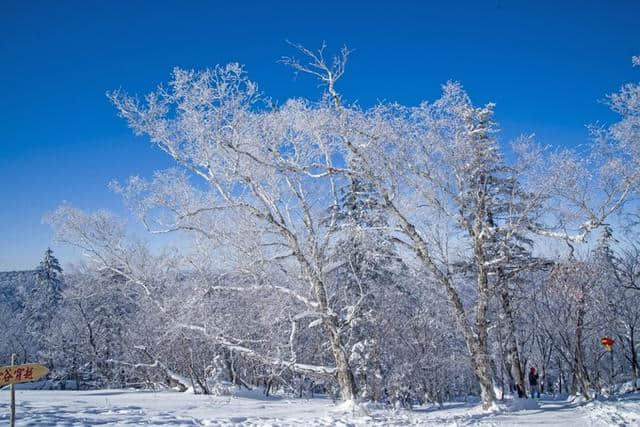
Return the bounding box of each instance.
[529,367,540,398]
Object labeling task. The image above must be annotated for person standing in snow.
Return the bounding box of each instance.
[529,367,540,398]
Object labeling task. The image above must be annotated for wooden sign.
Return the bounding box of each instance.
[4,355,49,427]
[0,363,49,386]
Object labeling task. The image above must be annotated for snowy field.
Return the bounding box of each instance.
[1,389,640,426]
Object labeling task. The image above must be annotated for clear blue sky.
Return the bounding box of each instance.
[1,0,638,270]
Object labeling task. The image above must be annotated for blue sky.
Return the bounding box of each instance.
[1,0,639,270]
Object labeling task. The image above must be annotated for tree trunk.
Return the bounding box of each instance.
[308,270,357,402]
[431,258,496,409]
[498,275,526,398]
[469,338,496,408]
[630,327,639,391]
[472,233,498,409]
[385,199,496,409]
[432,256,496,408]
[558,358,563,395]
[322,317,357,401]
[573,291,591,399]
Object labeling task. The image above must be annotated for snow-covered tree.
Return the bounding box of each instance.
[37,248,63,305]
[324,176,408,399]
[34,47,640,407]
[280,45,561,407]
[25,248,64,341]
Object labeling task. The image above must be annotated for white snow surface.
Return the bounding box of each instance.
[1,389,639,426]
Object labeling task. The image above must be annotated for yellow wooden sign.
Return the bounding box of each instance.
[0,363,48,386]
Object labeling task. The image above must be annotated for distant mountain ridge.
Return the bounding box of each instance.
[0,269,38,312]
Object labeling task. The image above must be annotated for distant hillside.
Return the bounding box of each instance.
[0,270,38,312]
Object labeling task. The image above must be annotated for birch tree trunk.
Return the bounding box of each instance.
[309,273,358,402]
[324,321,357,401]
[386,201,497,409]
[472,233,498,408]
[498,281,526,398]
[631,327,639,390]
[573,290,591,399]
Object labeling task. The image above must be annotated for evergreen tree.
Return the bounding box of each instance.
[326,177,408,400]
[594,225,618,267]
[449,105,548,399]
[37,247,64,307]
[29,248,64,333]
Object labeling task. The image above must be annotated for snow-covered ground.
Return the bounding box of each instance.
[1,389,639,426]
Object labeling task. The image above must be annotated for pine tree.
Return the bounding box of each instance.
[449,102,549,399]
[326,176,408,400]
[37,247,64,307]
[29,248,64,333]
[594,226,618,267]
